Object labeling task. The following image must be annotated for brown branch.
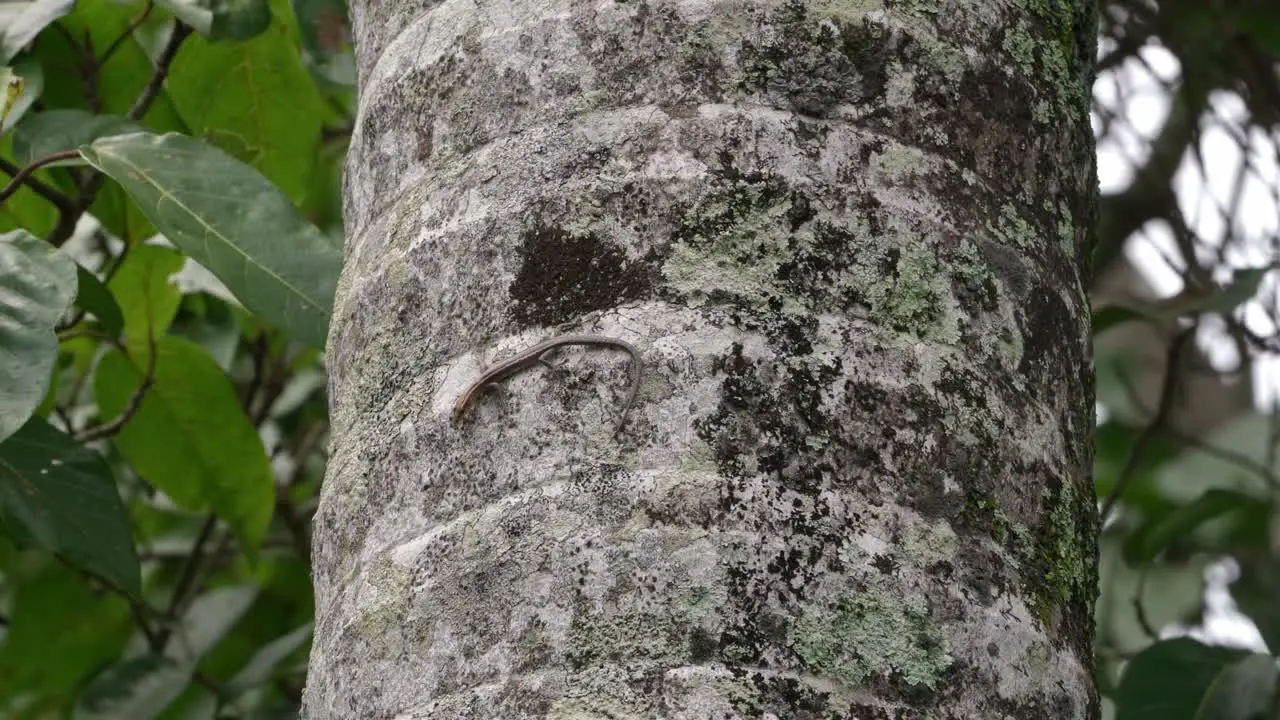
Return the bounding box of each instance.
[74,333,157,443]
[127,22,191,121]
[0,155,77,215]
[0,150,81,205]
[40,22,193,248]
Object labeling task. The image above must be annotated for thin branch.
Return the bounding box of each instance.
[241,331,269,411]
[0,155,77,215]
[0,150,81,205]
[1100,328,1195,522]
[165,514,218,621]
[127,23,191,121]
[74,333,157,443]
[1132,566,1160,641]
[98,0,153,70]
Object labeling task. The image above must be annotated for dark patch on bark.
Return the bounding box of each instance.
[738,0,872,117]
[510,220,650,325]
[1016,284,1073,389]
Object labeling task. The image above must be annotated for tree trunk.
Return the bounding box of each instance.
[304,0,1100,717]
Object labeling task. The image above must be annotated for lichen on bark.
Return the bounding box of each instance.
[308,0,1100,717]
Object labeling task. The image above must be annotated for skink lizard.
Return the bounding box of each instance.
[452,334,642,432]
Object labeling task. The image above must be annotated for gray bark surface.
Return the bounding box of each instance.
[306,0,1100,717]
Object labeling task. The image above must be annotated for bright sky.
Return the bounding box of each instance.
[1094,45,1279,654]
[1095,46,1280,408]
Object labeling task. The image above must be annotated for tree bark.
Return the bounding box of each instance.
[305,0,1100,717]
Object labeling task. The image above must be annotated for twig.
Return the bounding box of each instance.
[1100,328,1195,521]
[0,150,81,205]
[75,333,157,443]
[98,0,153,70]
[127,23,191,121]
[0,155,77,214]
[1132,566,1159,640]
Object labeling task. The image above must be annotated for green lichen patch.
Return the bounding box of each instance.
[737,0,863,116]
[789,591,953,689]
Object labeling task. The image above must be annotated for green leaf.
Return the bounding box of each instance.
[29,0,187,128]
[2,55,42,133]
[0,553,132,706]
[226,623,312,696]
[1232,557,1280,653]
[81,133,339,348]
[164,585,259,664]
[162,687,218,720]
[1198,652,1278,720]
[1200,266,1277,315]
[1240,3,1280,58]
[1092,304,1148,335]
[1115,638,1252,720]
[0,229,77,444]
[12,109,142,165]
[0,418,141,596]
[73,654,191,720]
[0,138,57,235]
[10,109,152,243]
[1122,489,1267,564]
[107,243,185,353]
[166,10,323,203]
[75,264,125,337]
[0,0,74,63]
[94,336,274,552]
[158,0,273,40]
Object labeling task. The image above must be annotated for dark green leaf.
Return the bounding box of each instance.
[0,0,74,62]
[1232,557,1280,653]
[1198,652,1278,720]
[12,109,142,165]
[94,337,274,552]
[73,655,190,720]
[0,554,132,706]
[0,229,77,444]
[158,0,272,41]
[1115,637,1250,720]
[81,133,339,348]
[1092,304,1148,335]
[74,265,124,337]
[0,419,140,596]
[1122,489,1266,564]
[29,0,187,128]
[166,12,324,202]
[1240,4,1280,57]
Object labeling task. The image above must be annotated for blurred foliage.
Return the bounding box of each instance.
[0,0,1278,717]
[0,0,349,716]
[1094,0,1280,718]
